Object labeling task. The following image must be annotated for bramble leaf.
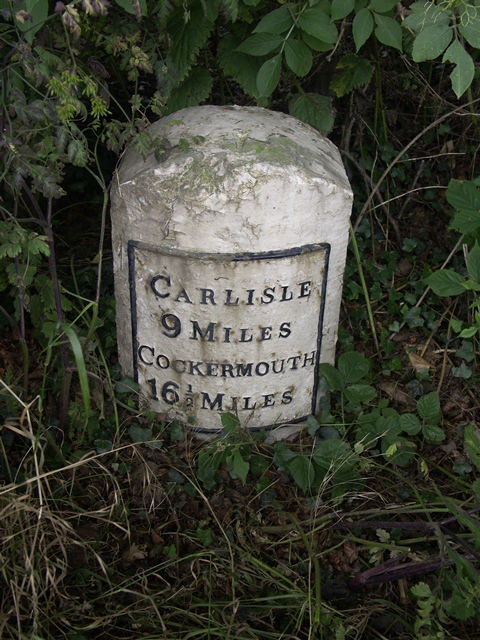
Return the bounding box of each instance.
[289,93,335,133]
[167,6,214,83]
[330,54,373,97]
[425,269,466,296]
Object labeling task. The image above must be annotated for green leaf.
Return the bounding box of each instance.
[60,323,90,415]
[353,8,374,51]
[196,527,214,546]
[452,361,473,378]
[330,54,373,97]
[442,39,474,98]
[273,441,297,468]
[417,391,441,422]
[162,67,212,116]
[289,93,335,133]
[423,424,445,444]
[288,455,315,492]
[236,33,284,56]
[411,581,432,599]
[253,5,293,34]
[344,384,376,404]
[412,24,453,62]
[230,450,249,484]
[459,5,480,48]
[464,424,480,473]
[400,413,422,435]
[370,0,397,12]
[459,326,478,340]
[447,179,480,212]
[374,14,402,51]
[298,7,338,44]
[256,54,282,97]
[301,31,334,52]
[381,435,415,467]
[221,411,240,431]
[425,269,466,296]
[217,32,264,97]
[313,439,355,471]
[128,425,153,443]
[451,209,480,235]
[318,362,344,390]
[14,0,48,44]
[331,0,355,21]
[284,39,313,76]
[167,6,214,83]
[338,351,369,383]
[467,241,480,283]
[402,0,450,32]
[114,0,147,17]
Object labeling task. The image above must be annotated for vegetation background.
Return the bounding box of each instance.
[2,0,480,638]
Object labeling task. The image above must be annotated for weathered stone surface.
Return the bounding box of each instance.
[111,106,352,435]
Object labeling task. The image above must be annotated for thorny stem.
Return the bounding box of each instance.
[20,181,72,431]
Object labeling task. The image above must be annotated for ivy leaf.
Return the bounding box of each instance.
[289,93,335,133]
[330,54,373,97]
[331,0,355,22]
[442,39,474,98]
[253,5,293,34]
[374,14,402,51]
[353,8,374,52]
[236,33,284,56]
[298,7,338,44]
[425,269,466,296]
[256,54,282,97]
[284,38,313,77]
[412,24,453,62]
[229,450,249,484]
[167,6,214,83]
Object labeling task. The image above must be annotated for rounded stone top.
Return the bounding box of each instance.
[118,105,351,193]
